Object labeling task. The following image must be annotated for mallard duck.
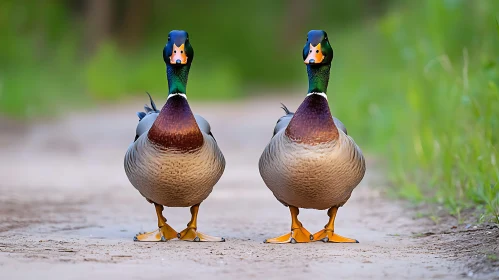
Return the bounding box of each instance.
[259,30,366,244]
[124,30,225,242]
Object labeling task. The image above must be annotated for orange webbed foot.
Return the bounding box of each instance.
[265,206,313,244]
[312,207,358,243]
[177,227,225,242]
[134,203,178,242]
[134,222,178,242]
[177,204,225,242]
[312,229,358,243]
[264,225,313,244]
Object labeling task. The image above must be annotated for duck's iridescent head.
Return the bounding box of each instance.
[303,30,333,65]
[163,30,194,66]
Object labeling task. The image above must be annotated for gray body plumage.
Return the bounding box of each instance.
[125,96,225,207]
[259,102,365,210]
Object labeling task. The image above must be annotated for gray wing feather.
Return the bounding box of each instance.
[136,113,158,138]
[133,92,160,142]
[272,103,294,136]
[273,114,293,136]
[194,114,218,141]
[194,114,211,135]
[333,116,347,135]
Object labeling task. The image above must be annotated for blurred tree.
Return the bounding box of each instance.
[84,0,113,55]
[118,0,152,50]
[281,0,314,45]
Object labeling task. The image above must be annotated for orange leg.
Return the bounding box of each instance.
[313,207,358,243]
[178,204,225,242]
[134,203,178,242]
[265,206,313,244]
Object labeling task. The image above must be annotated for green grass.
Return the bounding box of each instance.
[329,0,499,223]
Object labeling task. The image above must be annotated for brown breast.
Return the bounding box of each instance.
[285,94,338,144]
[147,95,204,151]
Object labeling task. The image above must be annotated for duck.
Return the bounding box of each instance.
[124,30,225,242]
[259,30,366,244]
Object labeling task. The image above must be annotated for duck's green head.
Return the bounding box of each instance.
[303,30,333,65]
[163,30,194,66]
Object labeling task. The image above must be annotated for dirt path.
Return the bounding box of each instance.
[0,96,467,279]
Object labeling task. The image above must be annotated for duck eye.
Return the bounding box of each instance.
[316,50,319,53]
[174,50,177,53]
[309,50,312,53]
[181,50,183,53]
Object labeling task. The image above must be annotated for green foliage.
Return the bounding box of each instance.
[0,0,378,118]
[84,42,241,101]
[0,0,86,116]
[329,0,499,222]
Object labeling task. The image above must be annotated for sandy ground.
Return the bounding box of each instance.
[0,96,483,279]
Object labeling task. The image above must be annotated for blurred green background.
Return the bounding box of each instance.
[0,0,498,222]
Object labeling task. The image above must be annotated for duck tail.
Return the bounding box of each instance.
[143,92,159,114]
[146,92,158,111]
[137,92,159,120]
[280,103,293,115]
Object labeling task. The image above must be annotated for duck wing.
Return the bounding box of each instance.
[194,114,217,142]
[272,103,294,136]
[134,92,160,142]
[332,116,347,135]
